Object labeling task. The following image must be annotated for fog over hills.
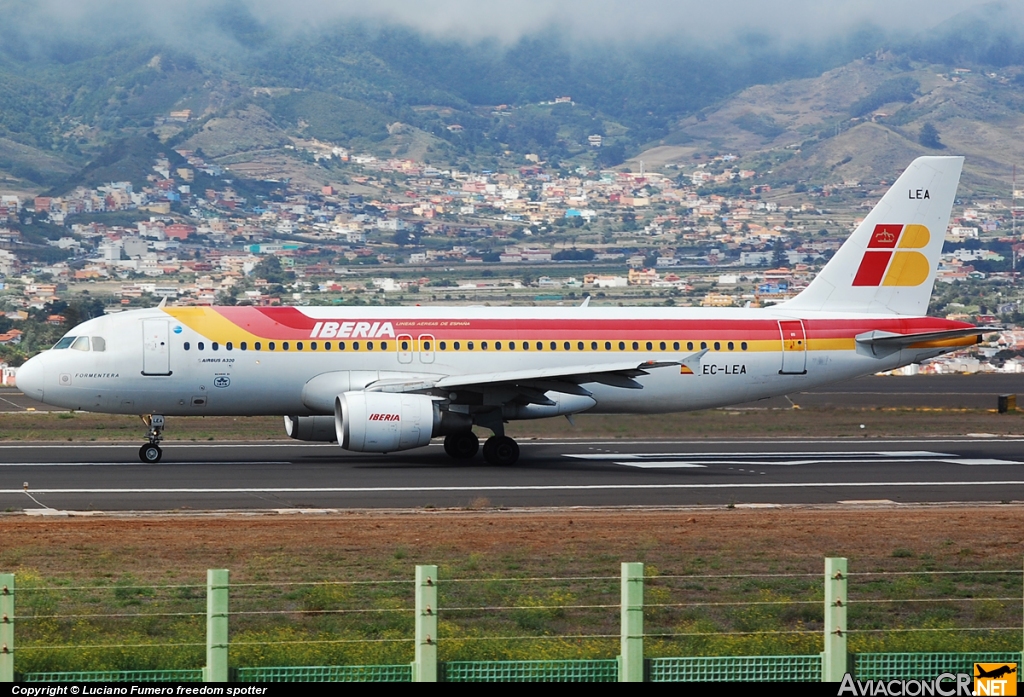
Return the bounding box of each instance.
[0,0,1022,192]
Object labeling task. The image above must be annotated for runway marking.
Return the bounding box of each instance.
[568,451,1024,468]
[3,481,1024,494]
[569,451,953,460]
[0,461,293,467]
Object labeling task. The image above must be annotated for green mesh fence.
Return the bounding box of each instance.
[441,659,619,682]
[854,652,1024,681]
[649,654,823,682]
[20,669,204,682]
[236,664,412,682]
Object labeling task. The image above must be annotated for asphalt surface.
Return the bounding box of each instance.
[4,373,1023,412]
[2,438,1024,511]
[3,374,1024,512]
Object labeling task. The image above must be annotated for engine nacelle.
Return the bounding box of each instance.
[336,391,470,453]
[283,415,337,442]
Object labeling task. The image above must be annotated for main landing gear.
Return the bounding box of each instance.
[139,414,165,463]
[443,430,520,466]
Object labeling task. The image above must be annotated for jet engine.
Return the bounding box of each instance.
[335,391,471,453]
[283,415,337,442]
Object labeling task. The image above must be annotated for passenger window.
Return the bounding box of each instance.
[605,341,611,350]
[91,337,106,352]
[380,341,387,350]
[255,342,262,351]
[467,341,474,350]
[659,342,666,351]
[268,342,275,350]
[226,342,233,351]
[646,342,653,351]
[509,342,516,350]
[495,341,502,350]
[687,342,694,350]
[619,341,625,350]
[550,342,557,350]
[367,341,374,350]
[296,342,303,351]
[71,336,90,351]
[673,342,680,350]
[577,342,584,350]
[53,336,76,350]
[184,342,191,351]
[282,342,289,351]
[240,342,247,351]
[198,342,205,351]
[522,341,529,351]
[439,341,447,350]
[481,341,488,350]
[536,342,542,350]
[212,342,220,351]
[353,342,359,350]
[324,342,331,350]
[310,342,316,350]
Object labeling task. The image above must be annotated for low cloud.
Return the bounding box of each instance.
[6,0,1018,47]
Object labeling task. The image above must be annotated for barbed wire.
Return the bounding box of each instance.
[441,604,618,612]
[15,611,205,619]
[649,573,820,580]
[646,600,820,608]
[847,627,1021,634]
[14,642,205,651]
[847,570,1022,577]
[442,634,617,641]
[444,576,618,583]
[849,597,1020,604]
[230,638,412,646]
[644,629,820,637]
[16,584,206,592]
[228,608,412,616]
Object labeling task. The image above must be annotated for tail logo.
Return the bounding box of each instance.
[852,224,931,287]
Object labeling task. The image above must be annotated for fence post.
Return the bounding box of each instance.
[413,565,438,683]
[620,562,644,682]
[205,569,229,683]
[1,574,12,683]
[823,557,848,682]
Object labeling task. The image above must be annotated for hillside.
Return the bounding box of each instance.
[637,56,1024,193]
[1,4,1023,195]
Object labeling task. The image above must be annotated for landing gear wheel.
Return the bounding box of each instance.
[444,432,480,460]
[482,436,520,466]
[139,443,163,463]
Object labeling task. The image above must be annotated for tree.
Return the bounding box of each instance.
[919,123,944,149]
[771,239,787,267]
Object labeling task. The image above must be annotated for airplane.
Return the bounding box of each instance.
[15,156,989,466]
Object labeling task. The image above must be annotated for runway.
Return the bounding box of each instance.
[2,438,1024,512]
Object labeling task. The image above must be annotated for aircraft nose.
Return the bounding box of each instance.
[15,355,45,402]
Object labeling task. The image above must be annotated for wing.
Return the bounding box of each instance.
[366,350,709,406]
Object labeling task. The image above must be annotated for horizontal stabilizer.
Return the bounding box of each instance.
[855,326,992,356]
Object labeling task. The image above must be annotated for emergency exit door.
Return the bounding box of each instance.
[142,319,171,376]
[778,320,807,375]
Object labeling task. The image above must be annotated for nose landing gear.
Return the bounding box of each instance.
[139,414,165,463]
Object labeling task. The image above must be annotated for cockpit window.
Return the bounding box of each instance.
[53,336,76,350]
[91,337,106,352]
[71,336,90,351]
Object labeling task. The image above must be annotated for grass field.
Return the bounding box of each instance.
[2,506,1023,671]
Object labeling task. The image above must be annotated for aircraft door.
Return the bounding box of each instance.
[419,334,435,364]
[778,320,807,375]
[397,334,413,364]
[142,319,172,376]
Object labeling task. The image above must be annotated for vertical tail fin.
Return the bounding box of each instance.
[783,156,963,315]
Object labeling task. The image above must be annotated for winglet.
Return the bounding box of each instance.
[580,296,591,308]
[157,296,167,309]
